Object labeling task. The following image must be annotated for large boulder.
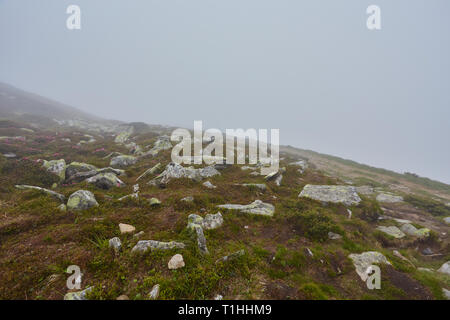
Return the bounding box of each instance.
[86,172,125,189]
[42,159,66,180]
[110,155,137,168]
[67,190,99,211]
[217,200,275,216]
[65,162,98,180]
[348,251,391,282]
[298,185,361,206]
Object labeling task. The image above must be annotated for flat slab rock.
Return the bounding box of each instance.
[217,200,275,216]
[299,184,361,206]
[348,251,391,282]
[15,185,66,203]
[132,240,186,253]
[150,162,220,186]
[376,193,403,203]
[376,226,406,239]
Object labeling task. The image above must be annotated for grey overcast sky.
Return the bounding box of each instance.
[1,0,449,183]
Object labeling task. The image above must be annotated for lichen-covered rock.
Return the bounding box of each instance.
[299,185,361,206]
[149,162,220,186]
[64,287,93,300]
[143,135,172,157]
[376,193,403,203]
[65,162,97,180]
[15,185,66,203]
[67,190,98,211]
[355,186,375,196]
[86,172,125,189]
[148,197,161,206]
[42,159,66,180]
[400,224,430,238]
[168,254,185,269]
[437,261,450,275]
[348,251,391,282]
[110,155,137,168]
[376,226,406,239]
[109,237,122,252]
[114,131,132,144]
[181,196,194,202]
[202,212,223,230]
[132,240,186,254]
[217,200,275,216]
[194,225,208,254]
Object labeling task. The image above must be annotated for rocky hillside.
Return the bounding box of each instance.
[0,90,449,300]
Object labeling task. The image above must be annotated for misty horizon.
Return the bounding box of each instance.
[1,0,449,183]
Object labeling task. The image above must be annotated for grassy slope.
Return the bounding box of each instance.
[0,125,448,300]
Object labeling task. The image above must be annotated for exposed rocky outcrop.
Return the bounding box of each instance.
[299,185,361,206]
[217,200,275,216]
[42,159,66,180]
[376,226,406,239]
[149,162,220,187]
[86,172,125,189]
[110,155,138,168]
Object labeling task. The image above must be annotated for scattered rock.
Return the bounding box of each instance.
[348,251,391,282]
[42,159,66,180]
[437,261,450,275]
[150,162,220,186]
[443,288,450,300]
[119,223,136,234]
[422,248,433,256]
[114,131,132,144]
[216,250,245,264]
[214,294,223,300]
[235,183,267,191]
[86,172,125,189]
[67,190,98,211]
[400,224,430,238]
[168,254,185,269]
[376,193,403,203]
[328,232,342,240]
[299,185,361,206]
[3,152,16,158]
[217,200,275,216]
[65,162,97,180]
[144,135,172,157]
[116,295,129,300]
[110,155,137,168]
[58,204,67,212]
[149,284,160,300]
[202,212,224,230]
[109,237,122,252]
[181,196,194,202]
[304,248,314,257]
[148,197,161,206]
[290,160,308,173]
[136,163,162,181]
[133,231,145,238]
[132,240,185,254]
[15,185,66,202]
[64,287,93,300]
[376,226,406,239]
[203,181,216,189]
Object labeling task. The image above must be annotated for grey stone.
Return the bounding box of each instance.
[67,190,98,211]
[376,226,406,239]
[437,261,450,275]
[348,251,391,282]
[64,287,93,300]
[299,185,361,206]
[217,200,275,216]
[109,237,122,252]
[132,240,185,254]
[376,193,403,203]
[15,185,66,203]
[86,172,125,189]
